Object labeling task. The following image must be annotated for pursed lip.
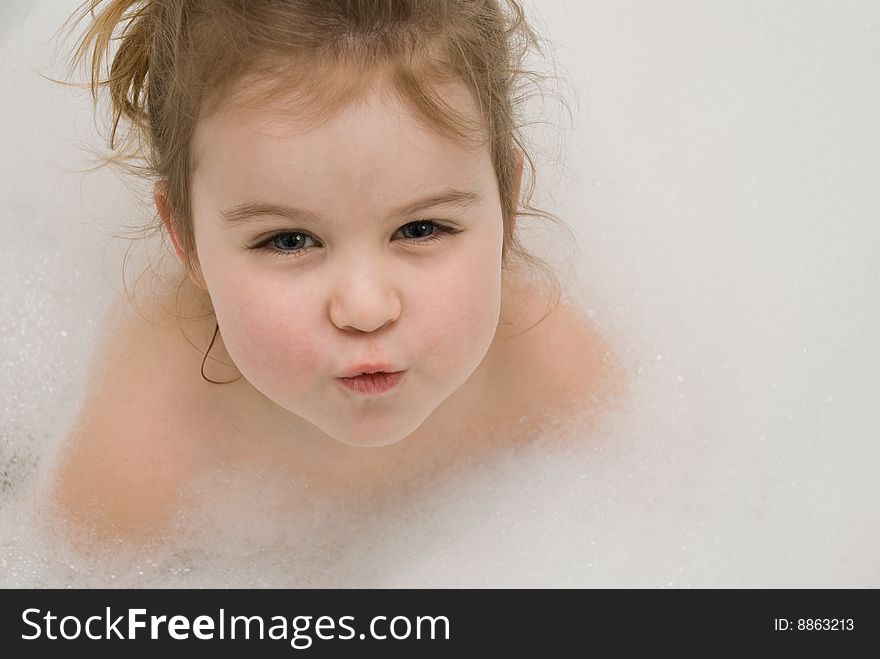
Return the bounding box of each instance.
[337,363,403,379]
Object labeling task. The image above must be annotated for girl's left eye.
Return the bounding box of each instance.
[250,220,460,260]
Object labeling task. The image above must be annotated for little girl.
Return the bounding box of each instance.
[44,0,621,553]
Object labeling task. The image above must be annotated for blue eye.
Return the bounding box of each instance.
[266,232,313,253]
[251,220,460,260]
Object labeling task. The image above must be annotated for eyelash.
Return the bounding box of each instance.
[250,220,461,260]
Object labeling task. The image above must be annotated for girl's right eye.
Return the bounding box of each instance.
[252,232,316,261]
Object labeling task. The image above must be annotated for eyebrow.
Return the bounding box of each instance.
[220,188,482,227]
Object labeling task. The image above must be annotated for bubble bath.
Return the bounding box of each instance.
[1,0,878,587]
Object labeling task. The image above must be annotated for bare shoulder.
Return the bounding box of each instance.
[494,273,625,428]
[43,278,222,549]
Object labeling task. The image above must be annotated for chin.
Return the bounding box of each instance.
[326,415,429,449]
[338,436,403,449]
[329,431,406,449]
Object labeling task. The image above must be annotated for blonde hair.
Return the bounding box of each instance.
[55,0,573,380]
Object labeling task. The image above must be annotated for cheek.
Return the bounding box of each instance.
[419,255,503,363]
[213,287,322,390]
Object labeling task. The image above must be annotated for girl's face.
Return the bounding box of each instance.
[182,81,509,448]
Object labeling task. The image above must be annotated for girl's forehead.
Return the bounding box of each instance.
[192,71,484,170]
[192,82,484,178]
[189,87,493,213]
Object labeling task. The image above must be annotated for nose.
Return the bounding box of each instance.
[329,264,402,333]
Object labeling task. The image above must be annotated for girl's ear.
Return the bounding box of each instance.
[511,148,524,234]
[153,181,184,261]
[153,181,208,290]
